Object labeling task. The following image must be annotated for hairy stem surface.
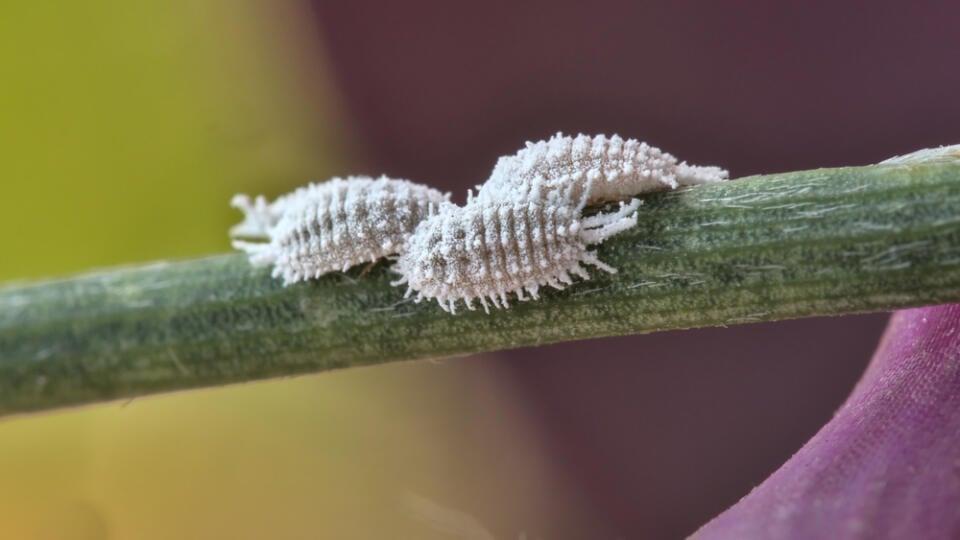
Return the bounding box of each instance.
[2,147,959,416]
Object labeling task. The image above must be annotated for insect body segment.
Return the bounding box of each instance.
[231,176,449,285]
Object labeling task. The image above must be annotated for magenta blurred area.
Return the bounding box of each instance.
[306,2,960,538]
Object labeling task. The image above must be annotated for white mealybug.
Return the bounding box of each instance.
[477,133,728,205]
[230,134,730,315]
[392,181,641,313]
[231,176,450,284]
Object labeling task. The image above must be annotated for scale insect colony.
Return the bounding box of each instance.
[231,134,729,313]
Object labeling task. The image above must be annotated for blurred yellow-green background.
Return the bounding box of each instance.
[0,2,588,538]
[6,1,960,538]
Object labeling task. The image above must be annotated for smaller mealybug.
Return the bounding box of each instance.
[231,176,449,284]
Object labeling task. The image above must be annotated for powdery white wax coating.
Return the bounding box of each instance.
[477,133,728,205]
[392,195,642,314]
[231,176,450,284]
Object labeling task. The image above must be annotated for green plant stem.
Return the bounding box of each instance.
[2,148,960,417]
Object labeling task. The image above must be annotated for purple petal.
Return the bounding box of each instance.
[693,304,960,540]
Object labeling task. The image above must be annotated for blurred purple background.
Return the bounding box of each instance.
[306,2,960,537]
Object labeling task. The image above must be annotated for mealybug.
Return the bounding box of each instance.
[231,176,450,284]
[230,134,731,315]
[392,181,641,313]
[477,133,728,205]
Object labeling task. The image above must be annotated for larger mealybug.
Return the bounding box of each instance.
[392,181,641,313]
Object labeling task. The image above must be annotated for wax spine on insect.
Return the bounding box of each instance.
[477,133,728,205]
[230,176,450,284]
[392,181,641,313]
